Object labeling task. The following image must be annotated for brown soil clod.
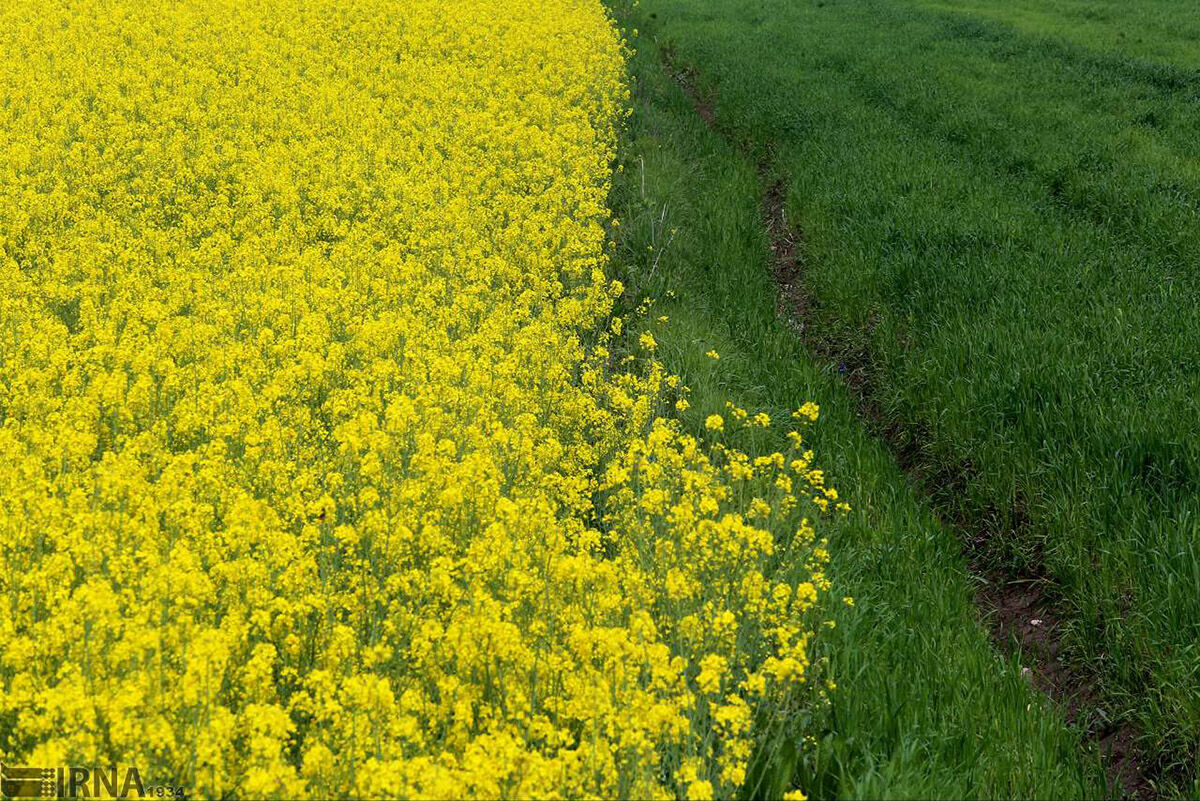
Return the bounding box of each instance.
[978,572,1151,799]
[659,45,1155,800]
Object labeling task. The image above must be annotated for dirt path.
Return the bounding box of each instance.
[661,50,1154,800]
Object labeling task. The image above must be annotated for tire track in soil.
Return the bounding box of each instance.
[659,47,1154,800]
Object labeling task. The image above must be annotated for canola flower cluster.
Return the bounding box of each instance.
[0,1,844,797]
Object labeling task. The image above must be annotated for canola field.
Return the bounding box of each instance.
[0,1,844,797]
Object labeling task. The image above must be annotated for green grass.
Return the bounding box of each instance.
[620,0,1200,794]
[921,0,1200,69]
[607,17,1104,799]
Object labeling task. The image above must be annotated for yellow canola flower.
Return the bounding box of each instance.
[793,402,820,422]
[0,1,843,799]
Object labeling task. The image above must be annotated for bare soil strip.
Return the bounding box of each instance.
[661,51,1153,799]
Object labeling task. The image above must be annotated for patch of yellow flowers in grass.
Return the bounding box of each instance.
[0,0,845,798]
